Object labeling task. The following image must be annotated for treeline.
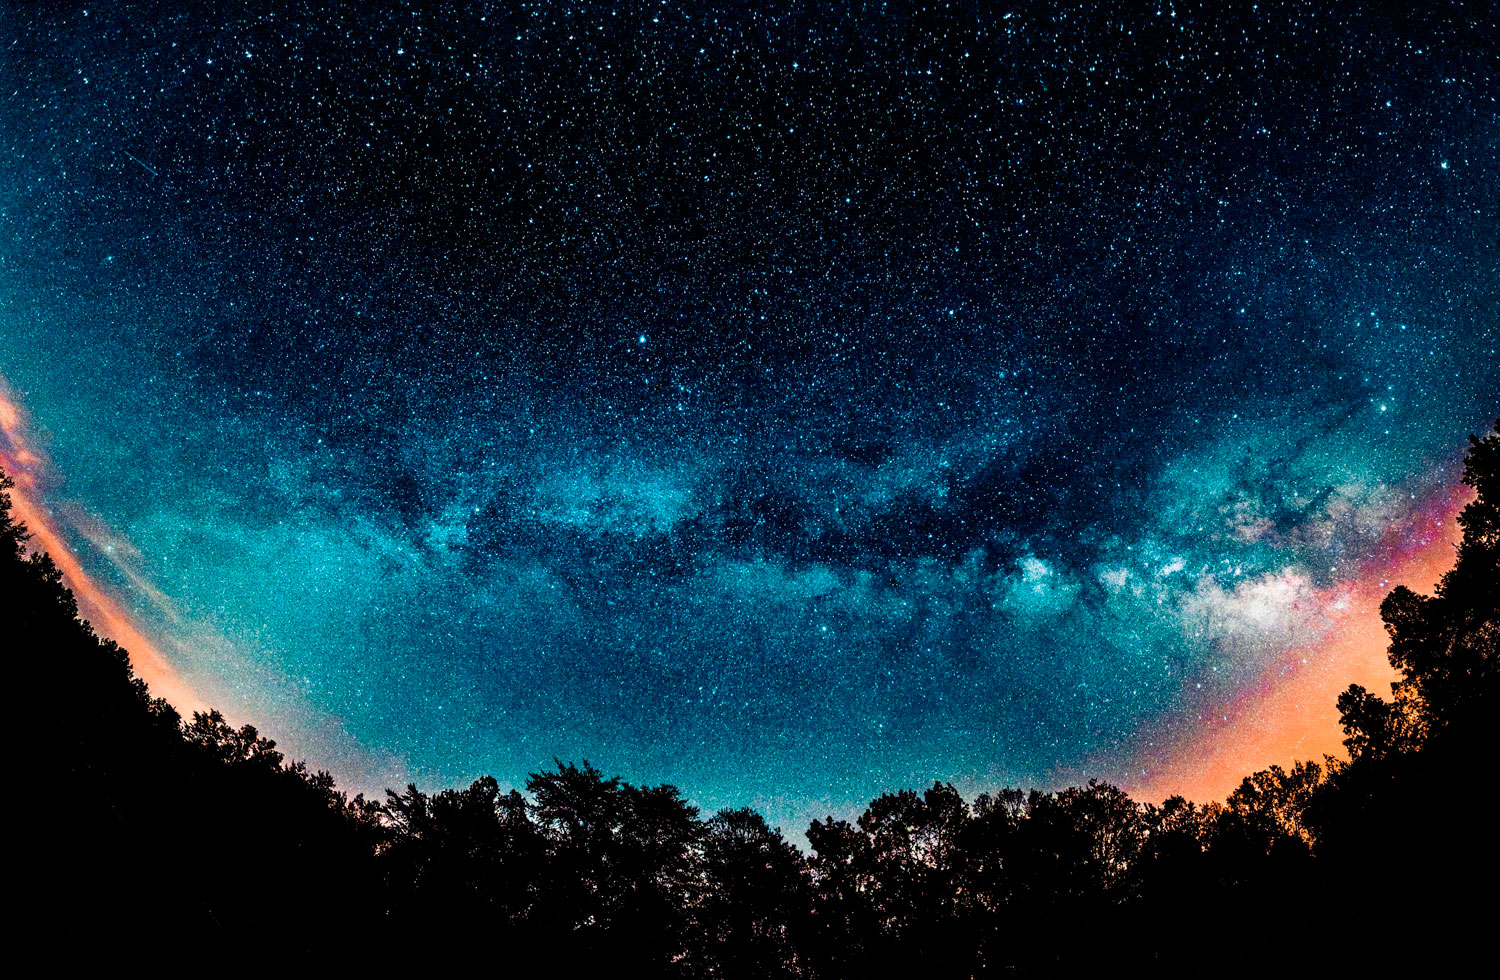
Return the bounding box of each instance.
[10,419,1497,971]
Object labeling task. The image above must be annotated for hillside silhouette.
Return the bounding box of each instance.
[7,418,1496,972]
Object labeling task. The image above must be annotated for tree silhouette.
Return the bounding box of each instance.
[695,808,811,978]
[807,782,977,975]
[5,413,1497,971]
[1304,418,1500,964]
[524,759,704,972]
[1339,420,1500,754]
[375,775,544,942]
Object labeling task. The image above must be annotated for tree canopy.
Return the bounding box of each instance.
[8,417,1497,972]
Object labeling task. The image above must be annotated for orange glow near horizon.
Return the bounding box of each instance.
[0,383,206,715]
[1,372,1477,805]
[1130,484,1469,804]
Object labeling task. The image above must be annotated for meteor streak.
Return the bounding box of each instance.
[121,148,159,177]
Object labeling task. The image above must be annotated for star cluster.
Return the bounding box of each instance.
[1,1,1495,831]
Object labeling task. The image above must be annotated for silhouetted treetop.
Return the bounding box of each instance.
[7,417,1498,971]
[1339,418,1500,759]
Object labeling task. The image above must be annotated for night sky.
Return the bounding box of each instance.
[2,2,1496,833]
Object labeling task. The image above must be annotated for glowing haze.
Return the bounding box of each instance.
[1127,485,1469,802]
[1,383,202,714]
[2,2,1495,831]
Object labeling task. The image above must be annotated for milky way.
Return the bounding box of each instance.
[2,2,1496,833]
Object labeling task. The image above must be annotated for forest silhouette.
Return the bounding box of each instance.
[8,419,1496,972]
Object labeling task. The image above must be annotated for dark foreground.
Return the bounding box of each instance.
[10,419,1496,973]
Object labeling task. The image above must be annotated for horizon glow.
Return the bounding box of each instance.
[2,2,1495,835]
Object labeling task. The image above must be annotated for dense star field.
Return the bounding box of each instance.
[1,2,1495,832]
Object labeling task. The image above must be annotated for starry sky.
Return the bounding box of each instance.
[2,1,1496,833]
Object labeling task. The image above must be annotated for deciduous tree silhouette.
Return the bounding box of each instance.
[1306,417,1500,957]
[6,413,1497,972]
[695,808,811,978]
[1339,420,1500,753]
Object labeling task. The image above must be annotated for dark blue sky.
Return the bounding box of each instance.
[2,1,1495,833]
